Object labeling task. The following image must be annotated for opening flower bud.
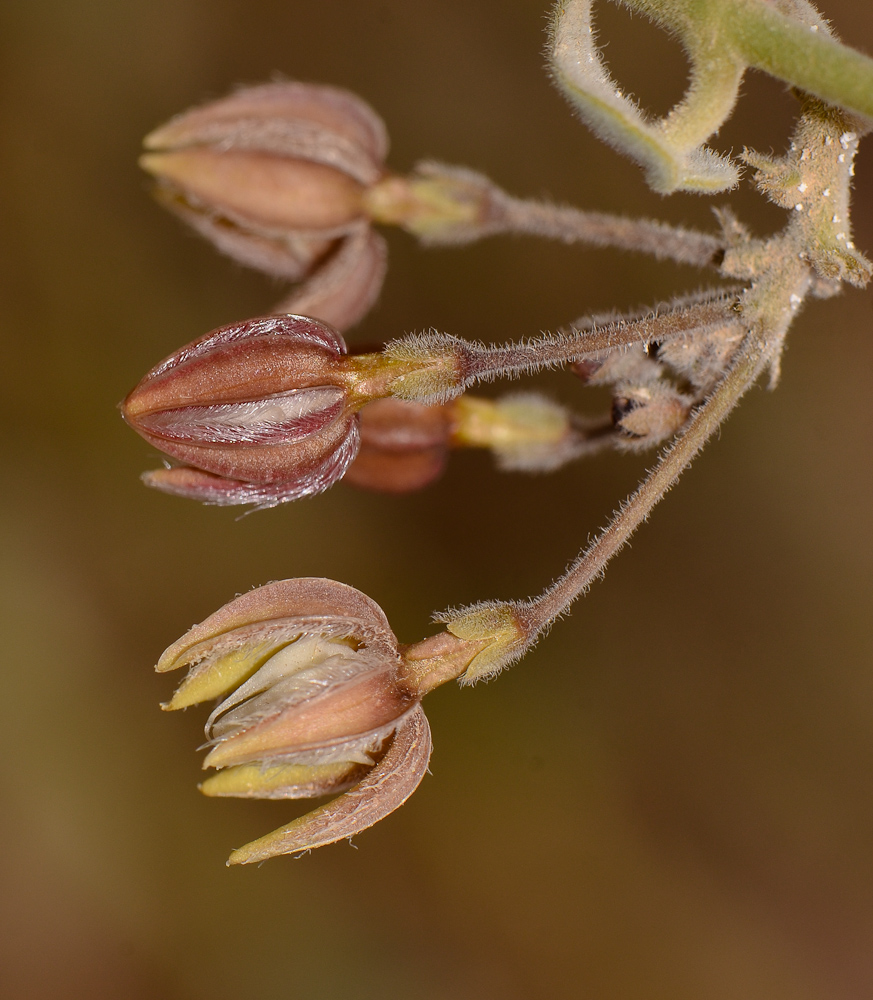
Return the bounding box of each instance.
[158,578,498,862]
[159,578,487,862]
[122,314,361,507]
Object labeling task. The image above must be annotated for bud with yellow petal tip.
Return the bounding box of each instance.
[158,578,486,862]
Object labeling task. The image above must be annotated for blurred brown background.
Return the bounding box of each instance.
[1,2,872,998]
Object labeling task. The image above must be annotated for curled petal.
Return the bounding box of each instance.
[142,467,338,508]
[153,186,333,280]
[140,417,359,505]
[274,225,387,332]
[158,577,397,675]
[127,314,347,411]
[138,412,355,485]
[144,82,389,186]
[227,704,432,863]
[133,413,355,483]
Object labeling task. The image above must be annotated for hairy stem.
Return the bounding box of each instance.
[525,327,770,630]
[461,292,741,385]
[367,164,725,266]
[727,0,873,119]
[493,195,725,267]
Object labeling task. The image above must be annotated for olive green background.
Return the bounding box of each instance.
[2,2,872,997]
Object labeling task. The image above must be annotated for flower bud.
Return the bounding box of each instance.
[158,578,484,862]
[451,393,587,473]
[142,82,390,330]
[344,398,452,493]
[612,380,692,449]
[122,314,361,507]
[143,81,386,231]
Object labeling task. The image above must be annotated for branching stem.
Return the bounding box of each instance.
[461,292,741,385]
[524,328,770,631]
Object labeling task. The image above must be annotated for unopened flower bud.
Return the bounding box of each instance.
[123,315,458,505]
[344,398,452,493]
[122,314,361,507]
[345,390,612,493]
[452,393,587,472]
[612,380,692,448]
[143,81,386,230]
[159,578,485,862]
[142,82,390,329]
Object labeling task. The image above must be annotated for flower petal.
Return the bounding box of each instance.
[199,759,366,799]
[153,186,333,280]
[163,638,288,711]
[157,577,397,674]
[140,416,359,506]
[274,226,387,332]
[141,313,346,387]
[226,704,432,863]
[144,81,388,185]
[204,637,364,737]
[135,386,345,445]
[203,654,413,768]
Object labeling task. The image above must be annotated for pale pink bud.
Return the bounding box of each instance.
[142,81,387,230]
[122,315,360,507]
[141,83,390,329]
